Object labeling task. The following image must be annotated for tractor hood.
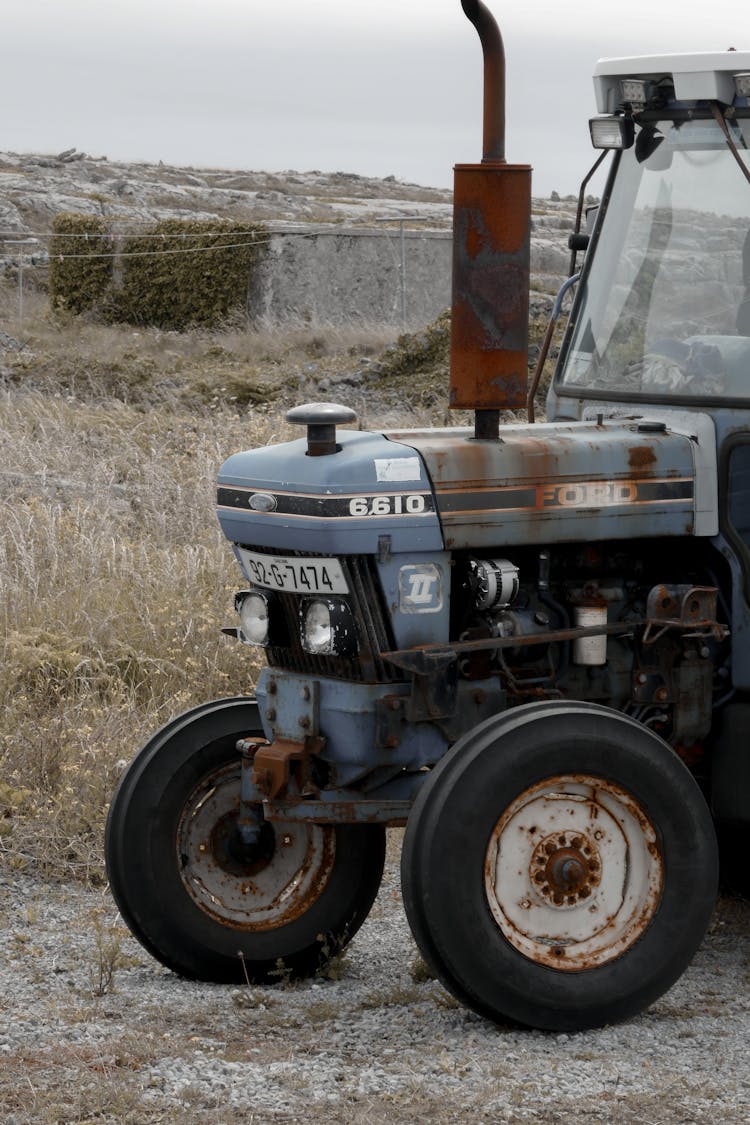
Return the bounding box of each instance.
[217,428,444,555]
[387,411,717,550]
[217,411,716,556]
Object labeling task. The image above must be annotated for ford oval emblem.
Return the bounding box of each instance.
[248,492,277,513]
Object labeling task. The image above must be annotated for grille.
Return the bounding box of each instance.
[241,548,398,683]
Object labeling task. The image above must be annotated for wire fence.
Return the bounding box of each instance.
[0,220,452,331]
[0,232,273,262]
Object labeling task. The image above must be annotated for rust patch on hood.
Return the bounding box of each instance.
[628,445,658,470]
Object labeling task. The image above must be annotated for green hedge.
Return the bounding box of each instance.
[48,217,266,329]
[114,220,266,329]
[48,214,114,315]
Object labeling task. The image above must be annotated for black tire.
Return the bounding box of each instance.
[401,700,558,1022]
[106,698,385,983]
[106,696,251,959]
[402,700,718,1031]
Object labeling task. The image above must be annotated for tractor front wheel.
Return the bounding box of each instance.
[105,698,385,982]
[402,701,718,1031]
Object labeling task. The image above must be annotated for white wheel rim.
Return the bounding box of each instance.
[484,774,663,970]
[177,764,336,931]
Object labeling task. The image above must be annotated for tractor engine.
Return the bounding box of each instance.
[216,403,728,790]
[449,544,727,753]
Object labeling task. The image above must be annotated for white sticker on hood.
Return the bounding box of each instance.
[375,457,421,482]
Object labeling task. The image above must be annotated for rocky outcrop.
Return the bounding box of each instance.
[0,151,455,232]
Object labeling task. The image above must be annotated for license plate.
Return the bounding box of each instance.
[238,548,349,595]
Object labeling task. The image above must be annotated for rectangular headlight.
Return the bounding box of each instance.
[234,589,287,648]
[589,116,635,150]
[300,598,357,657]
[236,590,271,646]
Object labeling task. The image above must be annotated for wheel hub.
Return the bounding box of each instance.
[530,832,601,906]
[211,812,276,877]
[484,774,664,971]
[176,763,336,931]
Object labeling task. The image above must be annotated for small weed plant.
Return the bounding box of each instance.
[88,909,128,996]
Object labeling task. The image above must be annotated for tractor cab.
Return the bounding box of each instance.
[549,53,750,417]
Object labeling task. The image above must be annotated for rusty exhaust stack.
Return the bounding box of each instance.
[450,0,531,440]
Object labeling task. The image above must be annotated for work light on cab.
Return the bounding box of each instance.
[589,115,635,149]
[734,72,750,97]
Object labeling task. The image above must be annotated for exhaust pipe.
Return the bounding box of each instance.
[461,0,505,161]
[450,0,532,440]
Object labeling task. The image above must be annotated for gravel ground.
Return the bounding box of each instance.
[2,839,749,1124]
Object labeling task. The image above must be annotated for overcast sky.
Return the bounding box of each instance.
[4,0,749,196]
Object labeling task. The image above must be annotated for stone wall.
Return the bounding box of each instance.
[249,225,453,329]
[248,221,572,328]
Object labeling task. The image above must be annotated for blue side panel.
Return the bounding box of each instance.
[376,551,451,647]
[256,668,449,786]
[217,429,444,554]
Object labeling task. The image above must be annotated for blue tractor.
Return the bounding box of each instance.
[106,2,750,1030]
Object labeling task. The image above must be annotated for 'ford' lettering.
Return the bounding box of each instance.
[541,481,638,508]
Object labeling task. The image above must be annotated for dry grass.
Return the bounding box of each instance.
[0,273,440,882]
[0,283,399,409]
[0,274,433,882]
[0,388,274,879]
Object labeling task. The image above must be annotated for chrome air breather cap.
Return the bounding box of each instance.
[286,402,358,456]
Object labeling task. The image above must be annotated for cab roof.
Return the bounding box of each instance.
[594,51,750,113]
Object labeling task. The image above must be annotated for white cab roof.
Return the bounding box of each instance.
[593,51,750,113]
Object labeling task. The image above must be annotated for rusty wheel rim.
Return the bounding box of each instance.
[483,774,663,971]
[177,764,336,932]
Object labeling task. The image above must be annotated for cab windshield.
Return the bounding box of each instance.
[558,115,750,401]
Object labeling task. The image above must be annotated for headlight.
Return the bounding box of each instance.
[300,598,356,656]
[235,591,270,646]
